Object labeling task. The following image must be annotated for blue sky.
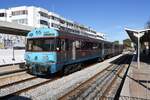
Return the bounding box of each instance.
[1,0,150,43]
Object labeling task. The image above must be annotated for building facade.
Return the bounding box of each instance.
[0,6,104,48]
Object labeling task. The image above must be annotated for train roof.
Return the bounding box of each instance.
[27,28,123,46]
[27,27,101,40]
[27,27,59,38]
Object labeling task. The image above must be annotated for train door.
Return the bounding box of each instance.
[72,41,76,60]
[62,39,67,62]
[98,42,102,57]
[57,39,67,63]
[102,42,105,58]
[112,44,115,56]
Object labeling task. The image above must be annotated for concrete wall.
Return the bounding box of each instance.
[0,49,25,65]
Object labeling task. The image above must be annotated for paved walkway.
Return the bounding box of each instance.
[120,53,150,100]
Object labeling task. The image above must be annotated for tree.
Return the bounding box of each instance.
[113,41,119,45]
[123,39,131,48]
[145,19,150,28]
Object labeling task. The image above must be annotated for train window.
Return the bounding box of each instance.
[93,43,98,50]
[26,38,55,52]
[27,40,33,51]
[56,39,67,51]
[68,40,73,50]
[104,43,111,49]
[98,43,102,48]
[56,39,61,51]
[65,39,69,51]
[81,41,99,50]
[75,40,81,49]
[61,39,66,51]
[88,42,93,50]
[81,41,87,50]
[82,42,87,50]
[47,39,55,51]
[82,42,89,50]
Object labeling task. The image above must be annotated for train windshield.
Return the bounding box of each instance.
[26,38,55,52]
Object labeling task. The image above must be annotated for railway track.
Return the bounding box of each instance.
[0,63,25,68]
[0,76,37,89]
[59,54,132,100]
[0,64,60,99]
[0,69,26,76]
[100,56,131,99]
[0,76,59,100]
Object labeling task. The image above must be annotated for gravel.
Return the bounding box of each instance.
[0,72,34,87]
[0,77,49,97]
[7,54,123,100]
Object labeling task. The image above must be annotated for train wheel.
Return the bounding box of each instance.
[47,67,51,76]
[63,65,69,76]
[63,63,83,76]
[97,57,102,62]
[77,63,83,71]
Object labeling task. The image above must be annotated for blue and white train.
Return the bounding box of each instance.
[25,27,123,75]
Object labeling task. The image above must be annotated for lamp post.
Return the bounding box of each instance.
[12,40,15,66]
[133,32,144,69]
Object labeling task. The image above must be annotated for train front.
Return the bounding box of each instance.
[25,28,58,75]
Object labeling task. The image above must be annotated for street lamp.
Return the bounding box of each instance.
[133,32,144,69]
[12,40,15,66]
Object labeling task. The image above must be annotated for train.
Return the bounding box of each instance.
[24,27,123,75]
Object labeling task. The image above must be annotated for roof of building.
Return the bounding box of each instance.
[125,28,150,44]
[0,21,34,36]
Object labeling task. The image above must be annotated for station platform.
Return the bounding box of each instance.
[120,53,150,99]
[0,49,25,66]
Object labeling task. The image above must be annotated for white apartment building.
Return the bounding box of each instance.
[0,6,105,48]
[0,6,49,27]
[0,6,104,39]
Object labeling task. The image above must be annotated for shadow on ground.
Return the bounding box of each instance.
[1,95,32,100]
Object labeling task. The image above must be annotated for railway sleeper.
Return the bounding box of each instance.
[82,66,120,99]
[74,67,115,99]
[59,55,128,100]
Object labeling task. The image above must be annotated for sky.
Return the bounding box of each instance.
[1,0,150,43]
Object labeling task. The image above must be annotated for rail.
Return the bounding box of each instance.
[59,54,132,100]
[101,57,131,99]
[0,77,58,99]
[0,69,26,76]
[0,76,37,89]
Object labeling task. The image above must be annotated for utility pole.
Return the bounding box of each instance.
[12,40,15,66]
[133,32,144,69]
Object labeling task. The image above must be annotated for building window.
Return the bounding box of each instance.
[60,19,65,24]
[66,22,74,27]
[39,11,49,18]
[12,10,28,16]
[50,16,60,22]
[0,13,6,17]
[40,20,48,26]
[12,19,28,24]
[51,23,59,28]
